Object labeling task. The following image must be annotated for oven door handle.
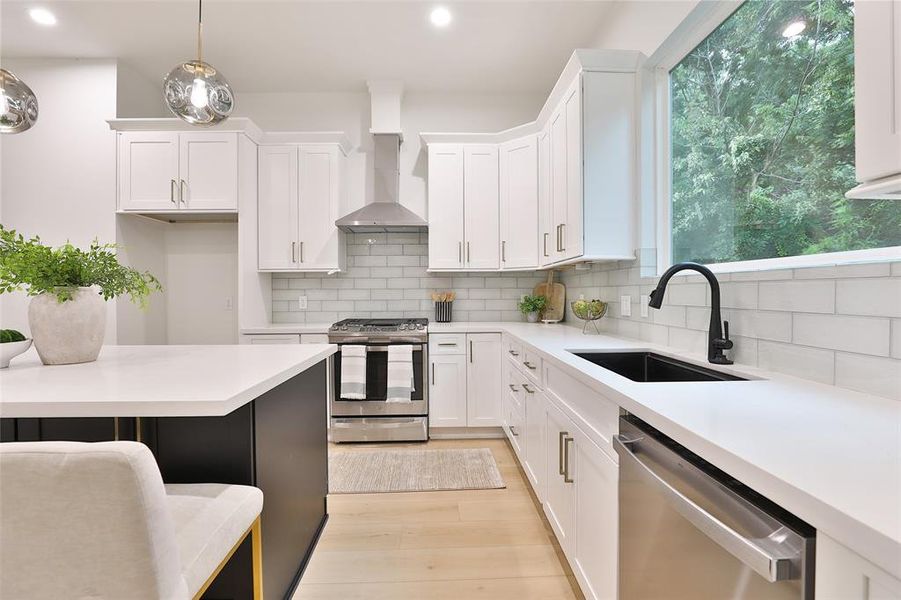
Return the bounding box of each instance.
[356,345,424,352]
[613,435,797,583]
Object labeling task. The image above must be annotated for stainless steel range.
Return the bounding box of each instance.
[328,318,429,442]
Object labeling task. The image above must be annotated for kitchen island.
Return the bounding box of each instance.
[0,344,337,600]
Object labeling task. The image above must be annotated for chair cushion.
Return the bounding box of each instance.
[165,483,263,597]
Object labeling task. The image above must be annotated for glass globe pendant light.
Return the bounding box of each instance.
[163,0,234,126]
[1,68,39,134]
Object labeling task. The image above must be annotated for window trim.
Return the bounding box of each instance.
[648,0,899,275]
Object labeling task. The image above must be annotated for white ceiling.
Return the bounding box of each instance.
[1,1,614,93]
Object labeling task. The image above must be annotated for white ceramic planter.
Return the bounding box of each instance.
[28,287,106,365]
[526,311,540,323]
[0,339,32,368]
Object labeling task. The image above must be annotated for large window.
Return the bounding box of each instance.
[670,0,901,265]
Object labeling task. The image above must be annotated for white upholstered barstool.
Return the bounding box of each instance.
[0,441,264,600]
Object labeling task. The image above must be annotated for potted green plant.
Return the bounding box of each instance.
[0,226,162,365]
[518,294,548,323]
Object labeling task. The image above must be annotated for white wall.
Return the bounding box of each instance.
[591,0,700,56]
[115,215,168,345]
[116,61,169,118]
[234,91,544,221]
[0,59,119,340]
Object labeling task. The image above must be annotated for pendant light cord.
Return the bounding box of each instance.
[196,0,203,65]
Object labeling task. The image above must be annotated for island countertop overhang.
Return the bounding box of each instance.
[0,344,337,418]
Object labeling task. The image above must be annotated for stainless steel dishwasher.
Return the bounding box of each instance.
[615,414,815,600]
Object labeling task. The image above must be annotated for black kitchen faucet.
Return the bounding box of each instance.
[648,262,734,365]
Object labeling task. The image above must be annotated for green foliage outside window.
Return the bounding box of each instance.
[670,0,901,264]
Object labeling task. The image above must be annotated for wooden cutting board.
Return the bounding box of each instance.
[533,270,565,322]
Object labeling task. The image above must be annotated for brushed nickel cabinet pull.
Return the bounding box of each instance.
[510,425,519,437]
[560,223,565,252]
[523,361,536,370]
[470,340,473,363]
[522,383,534,394]
[291,242,297,263]
[563,436,574,483]
[179,179,187,206]
[558,431,568,475]
[466,242,471,263]
[431,362,435,385]
[300,241,304,263]
[543,232,549,257]
[502,240,506,262]
[508,349,519,356]
[508,383,519,392]
[458,241,462,264]
[170,179,177,205]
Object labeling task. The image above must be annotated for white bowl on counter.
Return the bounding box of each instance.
[1,339,33,368]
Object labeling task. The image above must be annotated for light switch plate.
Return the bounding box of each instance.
[621,295,632,317]
[298,295,308,310]
[640,295,649,318]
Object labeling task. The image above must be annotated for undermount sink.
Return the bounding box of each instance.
[571,351,747,383]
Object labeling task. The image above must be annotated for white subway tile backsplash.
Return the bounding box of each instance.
[757,341,835,385]
[661,283,707,306]
[652,304,687,327]
[668,327,707,354]
[835,353,901,401]
[793,314,891,356]
[759,280,834,313]
[353,255,388,267]
[370,289,404,301]
[720,282,758,309]
[835,278,901,318]
[386,255,420,267]
[370,244,403,256]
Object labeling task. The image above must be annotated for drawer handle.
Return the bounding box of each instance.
[438,342,457,347]
[508,384,519,392]
[563,435,574,483]
[510,425,519,437]
[508,350,519,356]
[523,361,536,370]
[522,383,535,394]
[558,431,568,475]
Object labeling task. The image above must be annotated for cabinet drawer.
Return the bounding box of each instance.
[241,334,301,344]
[545,363,618,459]
[521,349,543,385]
[300,333,329,344]
[504,336,523,360]
[506,396,525,459]
[429,334,466,355]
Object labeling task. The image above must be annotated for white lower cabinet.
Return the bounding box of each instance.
[430,334,501,428]
[572,427,618,600]
[429,353,468,427]
[522,385,546,498]
[816,533,901,600]
[544,400,576,553]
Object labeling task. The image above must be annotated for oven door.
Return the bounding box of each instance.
[331,344,429,417]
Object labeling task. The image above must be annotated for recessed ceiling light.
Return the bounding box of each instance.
[29,7,57,26]
[430,7,452,28]
[782,20,806,38]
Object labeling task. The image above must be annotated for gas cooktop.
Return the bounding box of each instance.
[328,318,428,342]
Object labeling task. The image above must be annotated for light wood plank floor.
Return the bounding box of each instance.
[292,438,583,600]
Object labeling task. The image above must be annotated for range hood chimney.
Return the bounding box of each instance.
[336,81,428,233]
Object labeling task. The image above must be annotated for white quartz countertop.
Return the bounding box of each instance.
[0,344,337,418]
[431,321,900,579]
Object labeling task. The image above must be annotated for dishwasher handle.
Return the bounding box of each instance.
[614,435,796,583]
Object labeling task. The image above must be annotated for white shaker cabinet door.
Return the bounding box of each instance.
[258,145,299,270]
[523,388,547,500]
[466,334,502,427]
[816,533,901,600]
[572,429,618,600]
[499,136,539,270]
[298,145,341,270]
[118,132,180,211]
[854,0,901,182]
[427,145,465,270]
[537,128,554,267]
[429,353,468,428]
[549,107,568,263]
[563,76,583,260]
[178,132,238,211]
[544,400,575,555]
[463,145,500,270]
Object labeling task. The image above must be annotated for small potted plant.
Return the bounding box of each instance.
[518,294,548,323]
[0,226,162,365]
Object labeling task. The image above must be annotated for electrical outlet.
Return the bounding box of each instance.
[298,295,308,310]
[640,295,649,318]
[620,295,632,317]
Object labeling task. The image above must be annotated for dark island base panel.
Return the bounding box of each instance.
[0,361,330,600]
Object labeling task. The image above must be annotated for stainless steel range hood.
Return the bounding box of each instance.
[336,135,427,232]
[336,81,427,233]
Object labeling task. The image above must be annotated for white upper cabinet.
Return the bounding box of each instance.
[537,126,554,267]
[118,132,181,211]
[428,145,466,270]
[499,136,539,270]
[178,132,238,211]
[563,77,584,260]
[257,143,346,272]
[258,145,299,270]
[549,105,569,263]
[118,131,238,212]
[463,145,500,270]
[848,0,901,198]
[427,144,499,271]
